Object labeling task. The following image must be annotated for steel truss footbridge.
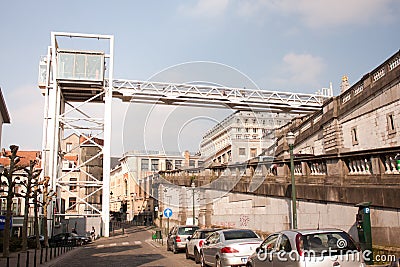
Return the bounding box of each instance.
[38,32,333,237]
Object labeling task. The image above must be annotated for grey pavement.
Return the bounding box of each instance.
[0,225,196,267]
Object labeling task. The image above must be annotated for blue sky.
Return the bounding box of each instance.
[1,0,399,156]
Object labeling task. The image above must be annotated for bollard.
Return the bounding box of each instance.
[40,248,43,264]
[34,249,37,267]
[17,253,20,267]
[6,257,9,267]
[50,247,53,260]
[122,227,125,235]
[45,247,48,262]
[26,251,30,267]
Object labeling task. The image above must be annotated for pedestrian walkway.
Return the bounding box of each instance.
[0,245,77,267]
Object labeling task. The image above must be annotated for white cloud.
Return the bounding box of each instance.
[178,0,230,17]
[237,0,399,28]
[275,53,325,89]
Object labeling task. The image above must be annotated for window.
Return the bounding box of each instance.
[253,128,257,133]
[68,197,77,210]
[175,160,182,169]
[351,126,358,145]
[261,234,279,252]
[151,159,159,171]
[66,142,72,152]
[69,177,77,191]
[245,128,249,133]
[236,134,241,139]
[141,159,149,171]
[166,160,173,170]
[387,113,396,135]
[189,160,196,167]
[239,148,246,156]
[124,179,128,196]
[244,134,250,139]
[250,148,257,158]
[278,235,292,252]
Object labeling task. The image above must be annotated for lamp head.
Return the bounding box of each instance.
[287,132,295,146]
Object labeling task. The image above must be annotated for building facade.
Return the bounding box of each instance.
[60,134,103,216]
[110,150,201,222]
[200,111,293,165]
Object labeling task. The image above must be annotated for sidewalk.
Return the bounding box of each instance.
[0,246,77,267]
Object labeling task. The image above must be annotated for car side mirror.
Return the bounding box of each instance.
[256,247,264,253]
[187,236,191,241]
[205,240,210,245]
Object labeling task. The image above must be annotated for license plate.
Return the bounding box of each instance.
[241,257,248,263]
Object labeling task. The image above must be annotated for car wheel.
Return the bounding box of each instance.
[194,249,200,264]
[172,243,178,254]
[185,246,190,259]
[216,257,221,267]
[200,253,207,267]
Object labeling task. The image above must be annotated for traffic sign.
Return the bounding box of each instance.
[163,208,173,218]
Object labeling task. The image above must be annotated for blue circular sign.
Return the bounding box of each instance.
[163,208,173,218]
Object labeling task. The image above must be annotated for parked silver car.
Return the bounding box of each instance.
[167,225,200,254]
[186,228,221,263]
[247,229,366,267]
[200,229,263,267]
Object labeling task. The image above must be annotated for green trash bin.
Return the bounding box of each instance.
[397,159,400,171]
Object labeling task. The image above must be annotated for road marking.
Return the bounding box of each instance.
[109,243,117,247]
[122,242,129,245]
[97,245,105,248]
[134,241,142,245]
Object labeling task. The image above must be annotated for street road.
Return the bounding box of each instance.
[43,226,198,267]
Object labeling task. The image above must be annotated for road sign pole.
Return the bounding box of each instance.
[167,218,169,236]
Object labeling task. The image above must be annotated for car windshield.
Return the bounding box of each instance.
[224,230,258,240]
[300,232,358,256]
[70,233,79,237]
[178,227,199,235]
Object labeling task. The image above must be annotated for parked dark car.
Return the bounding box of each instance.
[167,225,200,253]
[49,232,91,247]
[27,235,45,248]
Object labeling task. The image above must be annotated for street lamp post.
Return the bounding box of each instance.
[287,132,297,229]
[191,181,195,225]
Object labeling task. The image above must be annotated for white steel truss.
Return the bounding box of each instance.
[112,79,332,113]
[39,32,332,239]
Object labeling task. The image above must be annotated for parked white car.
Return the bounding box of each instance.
[186,228,221,263]
[200,229,263,267]
[247,228,366,267]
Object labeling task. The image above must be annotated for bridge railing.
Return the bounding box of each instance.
[159,148,400,189]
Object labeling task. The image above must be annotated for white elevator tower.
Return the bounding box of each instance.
[39,32,114,237]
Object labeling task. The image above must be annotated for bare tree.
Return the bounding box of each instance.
[0,145,24,258]
[19,160,42,251]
